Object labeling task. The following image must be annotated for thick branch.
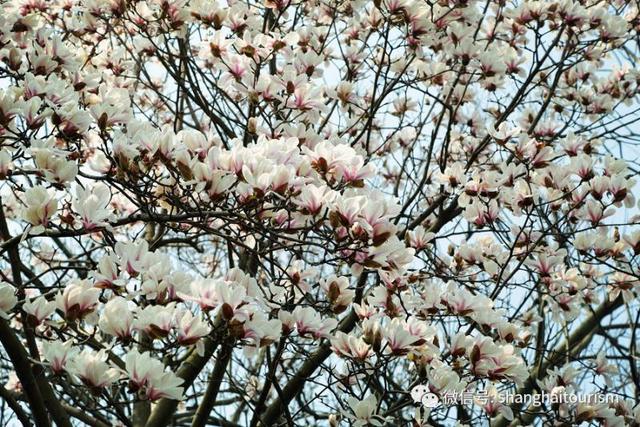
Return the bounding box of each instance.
[0,200,72,427]
[0,386,33,427]
[191,338,235,427]
[0,319,51,427]
[493,295,624,427]
[145,318,223,427]
[260,309,358,425]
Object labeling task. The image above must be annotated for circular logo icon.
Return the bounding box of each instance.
[410,385,429,404]
[422,392,440,408]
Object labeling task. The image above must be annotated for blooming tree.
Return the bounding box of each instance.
[0,0,640,425]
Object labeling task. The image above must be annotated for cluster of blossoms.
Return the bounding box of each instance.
[0,0,639,426]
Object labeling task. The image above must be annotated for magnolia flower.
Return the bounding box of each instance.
[427,361,465,394]
[594,351,618,387]
[608,272,638,303]
[574,231,596,253]
[342,394,386,427]
[56,280,100,321]
[147,371,184,401]
[469,338,527,385]
[575,401,616,424]
[0,149,12,178]
[216,282,248,320]
[278,310,295,334]
[367,286,401,315]
[437,162,466,188]
[163,272,191,300]
[0,282,17,319]
[124,350,184,401]
[113,135,140,165]
[99,297,135,340]
[67,349,120,389]
[285,261,317,294]
[92,254,123,289]
[241,313,282,347]
[5,372,21,393]
[609,175,634,207]
[292,307,337,339]
[382,318,422,355]
[366,236,415,273]
[22,186,57,233]
[525,250,567,277]
[306,141,371,184]
[320,275,354,313]
[331,332,372,360]
[443,283,479,316]
[115,241,150,276]
[175,310,210,347]
[125,350,162,391]
[183,278,221,311]
[286,85,324,113]
[405,225,435,250]
[192,161,235,198]
[464,200,500,227]
[478,385,514,421]
[56,104,92,137]
[135,303,176,339]
[73,183,112,230]
[488,122,521,142]
[140,253,172,299]
[295,184,330,215]
[43,340,78,374]
[405,317,435,343]
[23,296,56,325]
[32,150,78,184]
[581,200,615,226]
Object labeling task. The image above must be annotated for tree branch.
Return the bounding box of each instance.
[493,295,624,427]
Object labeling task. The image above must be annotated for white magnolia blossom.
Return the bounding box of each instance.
[22,296,56,325]
[66,349,120,389]
[125,350,184,401]
[0,282,17,319]
[21,186,57,234]
[99,297,136,340]
[42,340,78,374]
